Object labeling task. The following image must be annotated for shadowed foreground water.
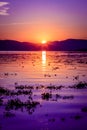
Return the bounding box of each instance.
[0,51,87,130]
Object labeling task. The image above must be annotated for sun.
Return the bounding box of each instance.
[41,40,47,44]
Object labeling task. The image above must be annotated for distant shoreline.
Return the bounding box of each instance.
[0,39,87,51]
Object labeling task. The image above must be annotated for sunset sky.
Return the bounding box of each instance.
[0,0,87,43]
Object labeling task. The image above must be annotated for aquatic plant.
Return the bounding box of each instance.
[46,85,63,90]
[16,90,32,96]
[0,87,10,96]
[0,97,3,106]
[61,118,65,122]
[74,115,82,120]
[41,92,52,100]
[56,94,62,99]
[6,98,23,110]
[81,107,87,112]
[48,118,55,122]
[75,82,87,89]
[63,95,74,99]
[25,100,40,114]
[5,98,40,115]
[4,111,15,118]
[15,85,33,90]
[69,82,87,89]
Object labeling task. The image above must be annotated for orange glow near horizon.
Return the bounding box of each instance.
[41,40,47,44]
[0,0,87,43]
[0,22,87,43]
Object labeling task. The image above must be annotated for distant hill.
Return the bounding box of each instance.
[0,40,41,51]
[0,39,87,51]
[48,39,87,51]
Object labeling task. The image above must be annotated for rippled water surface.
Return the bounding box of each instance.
[0,51,87,130]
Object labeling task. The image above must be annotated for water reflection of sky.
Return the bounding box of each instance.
[0,51,87,88]
[0,51,87,130]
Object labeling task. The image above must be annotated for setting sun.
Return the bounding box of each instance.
[41,40,47,44]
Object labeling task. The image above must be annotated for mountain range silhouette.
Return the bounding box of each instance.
[0,39,87,51]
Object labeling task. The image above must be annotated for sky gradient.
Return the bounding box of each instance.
[0,0,87,43]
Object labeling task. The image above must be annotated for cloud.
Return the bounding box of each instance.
[0,22,31,26]
[0,22,40,26]
[0,2,9,7]
[0,2,10,15]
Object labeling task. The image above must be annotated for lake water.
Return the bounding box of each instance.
[0,51,87,130]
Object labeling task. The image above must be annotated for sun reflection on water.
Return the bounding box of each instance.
[42,51,46,70]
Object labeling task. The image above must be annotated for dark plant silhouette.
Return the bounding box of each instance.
[41,92,52,100]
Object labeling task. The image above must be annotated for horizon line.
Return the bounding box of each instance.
[0,38,87,44]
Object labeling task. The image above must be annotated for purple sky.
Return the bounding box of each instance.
[0,0,87,42]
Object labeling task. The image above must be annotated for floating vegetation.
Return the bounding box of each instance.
[25,100,40,114]
[4,73,9,76]
[73,75,79,80]
[0,87,10,96]
[46,85,64,90]
[4,111,15,118]
[14,82,87,91]
[16,90,32,96]
[54,74,57,76]
[61,118,65,122]
[52,67,59,71]
[0,124,2,130]
[62,95,74,100]
[0,81,86,118]
[0,86,40,115]
[6,98,23,111]
[56,94,62,99]
[55,94,74,100]
[48,118,55,122]
[81,107,87,113]
[15,85,33,90]
[0,97,3,106]
[69,82,87,89]
[74,115,82,120]
[5,98,40,115]
[41,93,52,100]
[44,74,51,77]
[15,84,64,91]
[4,73,17,76]
[75,82,87,89]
